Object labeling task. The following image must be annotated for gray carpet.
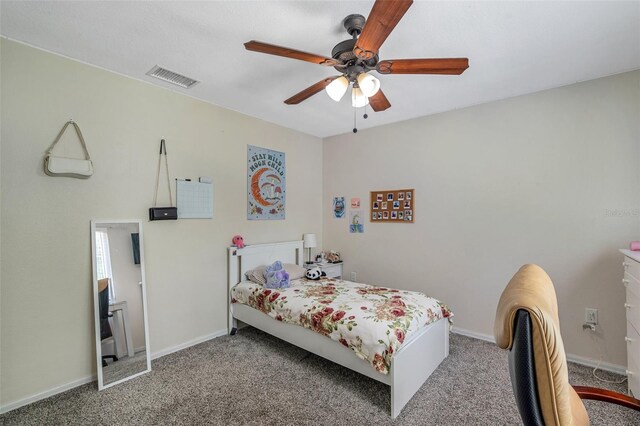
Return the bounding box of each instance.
[102,350,149,385]
[2,327,639,425]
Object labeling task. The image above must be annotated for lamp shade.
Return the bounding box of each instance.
[356,73,380,97]
[351,87,369,108]
[325,76,349,102]
[303,233,317,248]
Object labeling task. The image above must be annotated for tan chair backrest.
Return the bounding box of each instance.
[494,264,589,426]
[98,278,109,293]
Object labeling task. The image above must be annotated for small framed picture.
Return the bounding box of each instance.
[381,202,388,210]
[405,210,412,216]
[405,215,412,221]
[391,211,398,219]
[377,212,382,219]
[393,201,400,209]
[383,211,389,219]
[373,202,379,209]
[398,193,405,200]
[372,212,377,220]
[387,193,393,201]
[398,211,404,220]
[406,191,412,200]
[377,193,383,202]
[404,200,411,209]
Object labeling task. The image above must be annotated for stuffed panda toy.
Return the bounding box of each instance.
[305,267,327,280]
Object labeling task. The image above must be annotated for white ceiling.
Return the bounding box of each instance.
[2,1,639,138]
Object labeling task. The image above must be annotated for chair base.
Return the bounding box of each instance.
[101,354,118,368]
[573,385,640,411]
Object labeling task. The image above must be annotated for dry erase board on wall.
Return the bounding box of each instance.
[370,189,414,223]
[177,180,213,219]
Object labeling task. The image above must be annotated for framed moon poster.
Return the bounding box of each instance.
[247,145,286,220]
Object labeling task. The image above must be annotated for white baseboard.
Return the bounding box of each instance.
[0,328,227,415]
[150,329,227,360]
[564,353,626,375]
[0,374,96,415]
[451,327,495,343]
[451,327,626,375]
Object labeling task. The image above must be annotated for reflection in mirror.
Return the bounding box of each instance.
[91,220,151,389]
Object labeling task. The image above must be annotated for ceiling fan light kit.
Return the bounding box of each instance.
[244,0,468,132]
[356,73,381,97]
[325,76,350,102]
[351,86,369,108]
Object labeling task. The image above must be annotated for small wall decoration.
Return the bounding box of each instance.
[370,189,414,223]
[350,210,364,233]
[333,197,345,218]
[247,145,285,220]
[351,197,361,208]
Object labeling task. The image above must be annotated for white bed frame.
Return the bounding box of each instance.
[227,240,449,419]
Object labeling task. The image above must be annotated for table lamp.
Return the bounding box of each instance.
[303,233,317,265]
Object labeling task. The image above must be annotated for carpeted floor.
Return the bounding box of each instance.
[102,350,149,385]
[2,327,639,425]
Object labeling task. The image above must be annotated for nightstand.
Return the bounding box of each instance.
[305,262,343,279]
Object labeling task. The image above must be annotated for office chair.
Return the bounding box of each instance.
[98,278,118,367]
[494,264,640,425]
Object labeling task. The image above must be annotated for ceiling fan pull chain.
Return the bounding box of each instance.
[353,106,358,133]
[363,103,368,120]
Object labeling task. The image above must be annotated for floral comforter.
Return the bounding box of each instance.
[231,277,452,374]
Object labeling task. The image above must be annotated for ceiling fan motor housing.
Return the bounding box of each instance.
[333,14,379,79]
[331,38,378,78]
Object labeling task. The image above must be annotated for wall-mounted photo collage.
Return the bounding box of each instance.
[370,189,414,223]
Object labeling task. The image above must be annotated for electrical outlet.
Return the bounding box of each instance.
[585,308,598,325]
[350,271,357,281]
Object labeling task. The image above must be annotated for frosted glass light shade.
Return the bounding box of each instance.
[303,233,317,248]
[325,76,349,102]
[351,87,369,108]
[356,73,380,97]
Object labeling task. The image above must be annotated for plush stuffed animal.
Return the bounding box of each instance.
[305,267,326,280]
[265,261,290,289]
[325,251,341,263]
[232,235,245,249]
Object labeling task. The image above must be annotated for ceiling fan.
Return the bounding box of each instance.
[244,0,468,123]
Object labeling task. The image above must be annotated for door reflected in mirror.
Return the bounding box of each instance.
[91,220,151,389]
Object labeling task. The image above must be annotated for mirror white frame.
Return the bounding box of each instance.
[91,219,151,390]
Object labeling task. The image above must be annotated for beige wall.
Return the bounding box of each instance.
[0,39,323,406]
[323,70,640,367]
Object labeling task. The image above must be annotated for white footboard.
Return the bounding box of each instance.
[390,318,449,418]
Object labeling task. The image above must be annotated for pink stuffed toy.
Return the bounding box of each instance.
[232,235,245,249]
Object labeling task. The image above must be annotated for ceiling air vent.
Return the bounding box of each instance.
[146,65,199,89]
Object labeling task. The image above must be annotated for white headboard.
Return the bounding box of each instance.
[227,240,304,333]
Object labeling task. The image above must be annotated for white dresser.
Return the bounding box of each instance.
[621,249,640,398]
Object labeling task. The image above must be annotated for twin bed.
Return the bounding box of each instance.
[227,240,451,418]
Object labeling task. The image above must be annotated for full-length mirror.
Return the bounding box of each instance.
[91,220,151,389]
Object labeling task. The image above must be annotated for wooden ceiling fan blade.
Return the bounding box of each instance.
[369,89,391,112]
[284,77,339,105]
[244,40,339,66]
[354,0,413,60]
[377,58,469,75]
